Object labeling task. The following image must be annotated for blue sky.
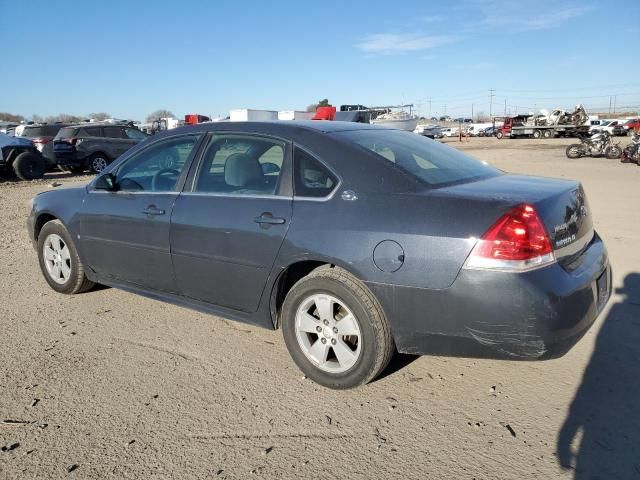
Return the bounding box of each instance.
[3,0,640,121]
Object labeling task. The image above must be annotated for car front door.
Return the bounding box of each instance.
[170,133,292,314]
[79,133,203,292]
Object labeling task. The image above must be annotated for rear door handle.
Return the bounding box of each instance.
[143,205,165,216]
[254,212,286,225]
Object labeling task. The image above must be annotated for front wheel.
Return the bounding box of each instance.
[37,220,94,294]
[606,145,622,159]
[566,144,584,158]
[281,266,394,389]
[496,131,504,139]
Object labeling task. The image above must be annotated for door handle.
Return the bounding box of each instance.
[254,212,286,225]
[143,205,165,216]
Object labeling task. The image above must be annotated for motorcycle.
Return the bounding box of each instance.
[565,131,622,159]
[621,132,640,165]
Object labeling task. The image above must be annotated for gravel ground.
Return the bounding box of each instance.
[1,137,639,479]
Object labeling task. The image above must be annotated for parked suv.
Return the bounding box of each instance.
[19,123,72,169]
[53,123,148,173]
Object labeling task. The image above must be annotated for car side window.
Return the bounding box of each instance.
[194,135,285,195]
[115,135,201,192]
[294,147,337,198]
[125,128,147,140]
[80,127,102,137]
[104,126,124,139]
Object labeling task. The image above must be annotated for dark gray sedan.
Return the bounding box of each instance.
[27,121,611,389]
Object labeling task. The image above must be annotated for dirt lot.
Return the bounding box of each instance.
[1,137,639,479]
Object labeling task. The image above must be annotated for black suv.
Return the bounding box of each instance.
[53,123,148,173]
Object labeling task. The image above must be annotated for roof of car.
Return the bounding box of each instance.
[169,120,392,137]
[61,122,133,129]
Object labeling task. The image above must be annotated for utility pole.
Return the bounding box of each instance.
[609,96,612,115]
[489,89,495,118]
[471,103,474,120]
[613,95,617,114]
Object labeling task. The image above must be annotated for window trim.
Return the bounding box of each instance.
[88,132,205,194]
[292,143,341,202]
[184,131,293,198]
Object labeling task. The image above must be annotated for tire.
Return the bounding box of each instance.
[88,153,110,174]
[13,151,45,180]
[566,144,584,159]
[533,130,542,139]
[37,220,94,294]
[542,130,552,138]
[281,265,394,389]
[496,131,504,139]
[606,145,622,159]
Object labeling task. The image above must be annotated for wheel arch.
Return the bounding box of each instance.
[34,212,59,241]
[268,259,366,329]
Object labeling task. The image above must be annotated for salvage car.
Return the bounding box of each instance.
[53,122,148,174]
[18,123,72,169]
[0,132,46,180]
[27,121,612,389]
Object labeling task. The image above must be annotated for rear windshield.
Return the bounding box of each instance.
[56,127,79,139]
[335,129,500,187]
[22,125,66,137]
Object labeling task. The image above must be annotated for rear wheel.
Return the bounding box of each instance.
[533,130,542,139]
[496,131,504,139]
[566,144,584,158]
[281,266,394,389]
[37,220,94,294]
[542,130,552,138]
[13,151,45,180]
[88,153,109,174]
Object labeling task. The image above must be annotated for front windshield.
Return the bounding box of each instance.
[335,129,501,187]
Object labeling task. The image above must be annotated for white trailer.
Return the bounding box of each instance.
[230,109,278,122]
[278,110,314,121]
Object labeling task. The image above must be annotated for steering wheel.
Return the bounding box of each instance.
[151,168,180,191]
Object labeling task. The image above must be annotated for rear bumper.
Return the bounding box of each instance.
[367,233,611,359]
[54,150,82,168]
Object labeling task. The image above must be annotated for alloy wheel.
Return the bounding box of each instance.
[294,293,362,374]
[92,157,108,173]
[43,234,71,285]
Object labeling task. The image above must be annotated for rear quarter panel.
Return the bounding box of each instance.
[277,191,508,290]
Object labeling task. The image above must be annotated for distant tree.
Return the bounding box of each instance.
[88,112,110,121]
[31,114,45,123]
[45,114,84,123]
[305,98,330,112]
[146,109,175,122]
[0,112,25,123]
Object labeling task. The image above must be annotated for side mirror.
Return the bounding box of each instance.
[94,173,117,191]
[261,162,280,175]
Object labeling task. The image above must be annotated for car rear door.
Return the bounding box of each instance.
[170,133,292,314]
[79,133,204,293]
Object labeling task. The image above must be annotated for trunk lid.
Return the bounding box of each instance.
[432,174,594,265]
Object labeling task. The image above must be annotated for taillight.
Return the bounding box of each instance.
[32,137,50,145]
[465,204,555,271]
